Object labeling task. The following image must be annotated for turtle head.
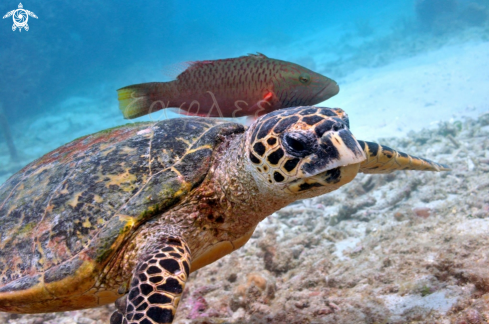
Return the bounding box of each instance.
[245,106,366,200]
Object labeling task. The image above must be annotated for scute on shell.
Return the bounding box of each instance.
[0,118,244,289]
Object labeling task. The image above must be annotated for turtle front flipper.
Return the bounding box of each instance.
[358,140,450,174]
[110,236,191,324]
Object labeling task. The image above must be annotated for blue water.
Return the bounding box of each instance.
[0,0,488,183]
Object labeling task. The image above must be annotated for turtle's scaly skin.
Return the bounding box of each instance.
[0,106,449,324]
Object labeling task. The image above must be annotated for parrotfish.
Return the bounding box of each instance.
[117,54,339,119]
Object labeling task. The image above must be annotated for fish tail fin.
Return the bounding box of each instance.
[358,140,451,174]
[117,82,172,119]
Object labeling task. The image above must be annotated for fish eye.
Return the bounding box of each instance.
[299,73,311,84]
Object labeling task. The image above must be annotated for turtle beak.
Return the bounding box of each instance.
[301,123,366,177]
[287,126,365,194]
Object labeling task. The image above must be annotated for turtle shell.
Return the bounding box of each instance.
[0,117,244,310]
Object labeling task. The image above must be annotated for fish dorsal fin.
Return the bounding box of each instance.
[184,60,214,72]
[247,53,268,59]
[161,60,215,80]
[161,54,267,80]
[161,61,193,81]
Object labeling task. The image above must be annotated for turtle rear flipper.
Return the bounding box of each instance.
[111,236,191,324]
[358,140,450,174]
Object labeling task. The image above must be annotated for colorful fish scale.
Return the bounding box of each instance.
[118,54,339,118]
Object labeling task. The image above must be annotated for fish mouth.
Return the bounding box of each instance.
[313,80,340,102]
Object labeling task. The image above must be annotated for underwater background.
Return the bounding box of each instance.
[1,0,489,323]
[1,0,488,184]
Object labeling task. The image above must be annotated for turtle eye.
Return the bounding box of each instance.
[282,132,317,158]
[299,73,311,84]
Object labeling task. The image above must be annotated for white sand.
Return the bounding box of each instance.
[323,40,489,140]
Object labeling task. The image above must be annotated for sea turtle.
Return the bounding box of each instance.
[0,106,449,323]
[2,3,37,32]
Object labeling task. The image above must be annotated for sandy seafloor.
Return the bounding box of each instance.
[1,25,489,324]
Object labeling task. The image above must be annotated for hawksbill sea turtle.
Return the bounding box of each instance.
[0,106,449,323]
[3,3,37,32]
